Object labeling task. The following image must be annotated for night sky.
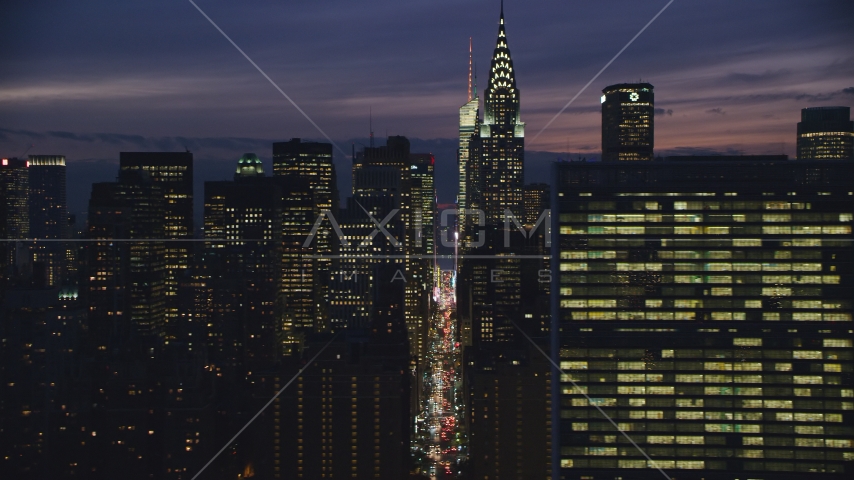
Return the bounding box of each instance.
[1,0,852,219]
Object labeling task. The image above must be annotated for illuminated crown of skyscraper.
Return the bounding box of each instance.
[235,153,265,178]
[484,1,521,127]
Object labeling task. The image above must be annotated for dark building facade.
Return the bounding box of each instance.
[602,82,655,162]
[0,287,88,478]
[329,138,411,334]
[1,157,29,281]
[119,152,194,337]
[200,155,289,478]
[85,181,132,342]
[85,170,167,340]
[466,345,552,479]
[277,265,411,479]
[28,155,68,287]
[338,136,433,360]
[28,155,67,240]
[797,106,853,160]
[203,154,284,378]
[0,157,29,239]
[552,158,854,479]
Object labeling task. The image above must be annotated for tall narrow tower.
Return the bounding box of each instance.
[272,138,337,330]
[119,152,193,336]
[468,1,525,228]
[28,155,67,286]
[458,38,479,243]
[1,158,29,282]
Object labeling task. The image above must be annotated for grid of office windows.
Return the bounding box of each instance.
[553,159,854,478]
[558,333,853,475]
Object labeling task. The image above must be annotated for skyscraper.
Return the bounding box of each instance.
[0,158,30,240]
[459,38,479,243]
[84,182,132,343]
[552,157,854,479]
[272,138,335,215]
[85,170,167,340]
[278,174,318,338]
[335,137,420,353]
[119,152,193,336]
[409,152,436,379]
[601,82,655,162]
[459,6,554,478]
[467,2,525,229]
[272,139,338,331]
[797,106,853,160]
[27,155,66,240]
[204,153,283,376]
[458,2,539,349]
[28,155,67,286]
[1,158,29,278]
[0,158,29,240]
[410,153,436,256]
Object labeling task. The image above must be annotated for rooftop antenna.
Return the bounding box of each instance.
[468,37,473,102]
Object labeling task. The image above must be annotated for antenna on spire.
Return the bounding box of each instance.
[369,107,374,148]
[500,0,504,21]
[468,37,473,102]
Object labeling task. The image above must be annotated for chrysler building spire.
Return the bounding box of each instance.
[465,1,525,228]
[484,0,521,128]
